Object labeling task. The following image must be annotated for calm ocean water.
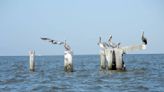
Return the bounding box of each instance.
[0,54,164,92]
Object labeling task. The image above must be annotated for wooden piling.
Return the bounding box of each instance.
[29,50,35,71]
[64,51,73,72]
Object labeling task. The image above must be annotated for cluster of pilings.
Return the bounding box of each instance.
[99,32,147,71]
[100,48,126,70]
[29,32,147,72]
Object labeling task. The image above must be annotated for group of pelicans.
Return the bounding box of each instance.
[40,32,147,72]
[98,32,147,50]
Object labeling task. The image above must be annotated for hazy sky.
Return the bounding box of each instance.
[0,0,164,56]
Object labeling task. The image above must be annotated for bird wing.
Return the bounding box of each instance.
[41,37,51,40]
[57,41,64,45]
[121,44,146,52]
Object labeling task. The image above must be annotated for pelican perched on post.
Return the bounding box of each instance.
[64,40,72,51]
[142,32,147,45]
[41,37,73,72]
[97,37,109,70]
[108,35,121,48]
[97,37,109,49]
[63,40,73,72]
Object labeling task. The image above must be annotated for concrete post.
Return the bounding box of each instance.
[114,48,125,70]
[105,49,113,70]
[105,48,125,70]
[29,50,35,71]
[64,50,73,72]
[99,50,107,70]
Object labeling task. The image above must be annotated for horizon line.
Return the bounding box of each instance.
[0,53,164,57]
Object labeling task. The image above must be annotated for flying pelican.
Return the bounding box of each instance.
[41,37,54,43]
[41,37,64,45]
[108,35,118,48]
[142,32,147,45]
[97,37,109,49]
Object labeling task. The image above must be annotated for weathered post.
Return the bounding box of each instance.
[114,48,125,70]
[64,50,73,72]
[105,49,113,70]
[100,50,107,70]
[97,37,109,70]
[29,50,35,71]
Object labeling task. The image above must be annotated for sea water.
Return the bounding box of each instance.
[0,54,164,92]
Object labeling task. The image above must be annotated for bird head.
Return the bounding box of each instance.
[99,37,101,42]
[109,35,112,41]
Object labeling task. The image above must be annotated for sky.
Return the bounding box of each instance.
[0,0,164,56]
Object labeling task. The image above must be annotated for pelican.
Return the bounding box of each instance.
[108,35,117,48]
[117,42,121,48]
[64,40,72,51]
[41,37,64,45]
[142,32,147,45]
[41,37,54,44]
[64,40,73,72]
[97,37,109,49]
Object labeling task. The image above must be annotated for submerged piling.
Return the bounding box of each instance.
[29,50,35,71]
